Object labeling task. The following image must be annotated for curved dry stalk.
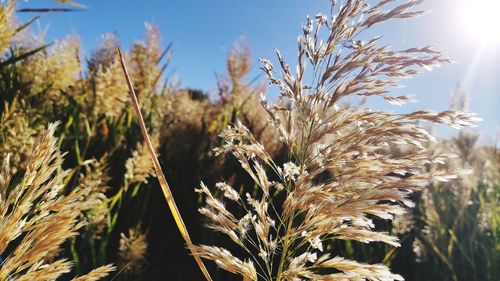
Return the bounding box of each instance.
[116,47,213,281]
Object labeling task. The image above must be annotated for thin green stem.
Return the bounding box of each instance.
[276,213,294,281]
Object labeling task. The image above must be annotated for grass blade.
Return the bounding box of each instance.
[17,8,82,13]
[0,43,53,68]
[14,15,40,35]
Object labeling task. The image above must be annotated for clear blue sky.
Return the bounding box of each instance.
[18,0,500,144]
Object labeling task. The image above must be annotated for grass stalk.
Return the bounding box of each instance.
[116,47,213,281]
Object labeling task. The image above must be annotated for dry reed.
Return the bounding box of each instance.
[116,47,213,281]
[192,0,479,280]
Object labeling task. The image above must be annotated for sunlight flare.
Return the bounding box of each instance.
[463,0,500,44]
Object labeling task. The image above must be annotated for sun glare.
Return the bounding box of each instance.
[463,0,500,44]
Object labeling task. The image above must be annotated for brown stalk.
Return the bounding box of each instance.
[116,47,213,281]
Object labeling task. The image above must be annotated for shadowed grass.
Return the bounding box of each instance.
[116,47,213,281]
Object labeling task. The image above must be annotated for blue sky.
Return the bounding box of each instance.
[17,0,500,144]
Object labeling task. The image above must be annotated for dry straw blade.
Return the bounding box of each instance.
[116,47,213,281]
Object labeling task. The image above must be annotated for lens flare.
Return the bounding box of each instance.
[463,0,500,44]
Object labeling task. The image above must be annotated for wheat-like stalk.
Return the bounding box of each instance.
[192,1,480,280]
[116,47,213,281]
[0,123,115,280]
[118,227,148,274]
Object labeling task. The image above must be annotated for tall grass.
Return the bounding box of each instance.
[192,1,479,280]
[416,132,498,281]
[0,123,114,280]
[0,0,166,278]
[0,0,496,280]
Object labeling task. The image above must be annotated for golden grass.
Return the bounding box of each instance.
[190,1,480,280]
[0,123,115,280]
